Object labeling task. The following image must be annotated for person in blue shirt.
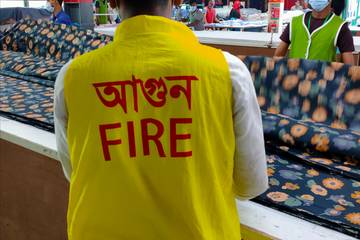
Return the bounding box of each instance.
[46,0,72,25]
[172,1,189,22]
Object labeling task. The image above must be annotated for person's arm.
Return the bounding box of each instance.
[336,23,355,65]
[181,8,189,22]
[341,52,355,65]
[214,10,220,23]
[54,62,72,181]
[223,52,269,200]
[61,12,72,25]
[188,20,200,27]
[107,2,112,24]
[275,41,290,57]
[95,1,100,25]
[95,8,100,25]
[188,11,202,27]
[211,8,220,23]
[275,24,291,57]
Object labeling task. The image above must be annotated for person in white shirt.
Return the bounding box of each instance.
[55,53,269,191]
[54,0,268,238]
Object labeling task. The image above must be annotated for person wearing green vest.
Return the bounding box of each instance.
[275,0,355,65]
[95,0,111,25]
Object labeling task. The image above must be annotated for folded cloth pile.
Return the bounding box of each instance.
[0,18,113,130]
[240,56,359,238]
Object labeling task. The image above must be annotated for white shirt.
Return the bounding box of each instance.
[54,52,268,200]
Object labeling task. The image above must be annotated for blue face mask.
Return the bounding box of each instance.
[190,6,197,12]
[309,0,330,12]
[46,2,54,13]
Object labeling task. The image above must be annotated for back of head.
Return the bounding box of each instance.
[120,0,169,9]
[115,0,172,17]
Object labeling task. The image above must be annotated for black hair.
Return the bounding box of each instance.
[120,0,170,12]
[205,0,215,5]
[189,0,198,4]
[57,0,63,6]
[116,0,176,17]
[331,0,345,16]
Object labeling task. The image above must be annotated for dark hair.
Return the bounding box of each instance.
[331,0,345,16]
[57,0,63,6]
[120,0,170,13]
[189,0,198,4]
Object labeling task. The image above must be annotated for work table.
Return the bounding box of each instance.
[95,25,360,52]
[0,116,357,240]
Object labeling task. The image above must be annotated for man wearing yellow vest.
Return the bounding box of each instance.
[275,0,355,64]
[54,0,268,239]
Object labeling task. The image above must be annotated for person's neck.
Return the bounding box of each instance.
[123,7,171,20]
[311,6,331,19]
[53,5,62,16]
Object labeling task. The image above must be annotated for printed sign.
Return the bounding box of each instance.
[268,0,284,33]
[93,75,199,160]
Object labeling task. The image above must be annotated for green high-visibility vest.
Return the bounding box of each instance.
[97,0,108,24]
[289,13,346,62]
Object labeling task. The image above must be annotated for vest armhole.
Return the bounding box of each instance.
[62,61,75,110]
[334,21,347,48]
[219,50,233,92]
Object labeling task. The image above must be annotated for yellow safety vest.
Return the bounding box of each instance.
[64,15,240,240]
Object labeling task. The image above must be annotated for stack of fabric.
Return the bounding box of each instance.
[0,18,113,131]
[240,56,359,237]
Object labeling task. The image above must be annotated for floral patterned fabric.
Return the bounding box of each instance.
[262,112,360,178]
[1,18,112,63]
[240,56,360,131]
[0,74,54,131]
[0,19,113,131]
[241,56,360,238]
[255,151,360,237]
[0,51,62,85]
